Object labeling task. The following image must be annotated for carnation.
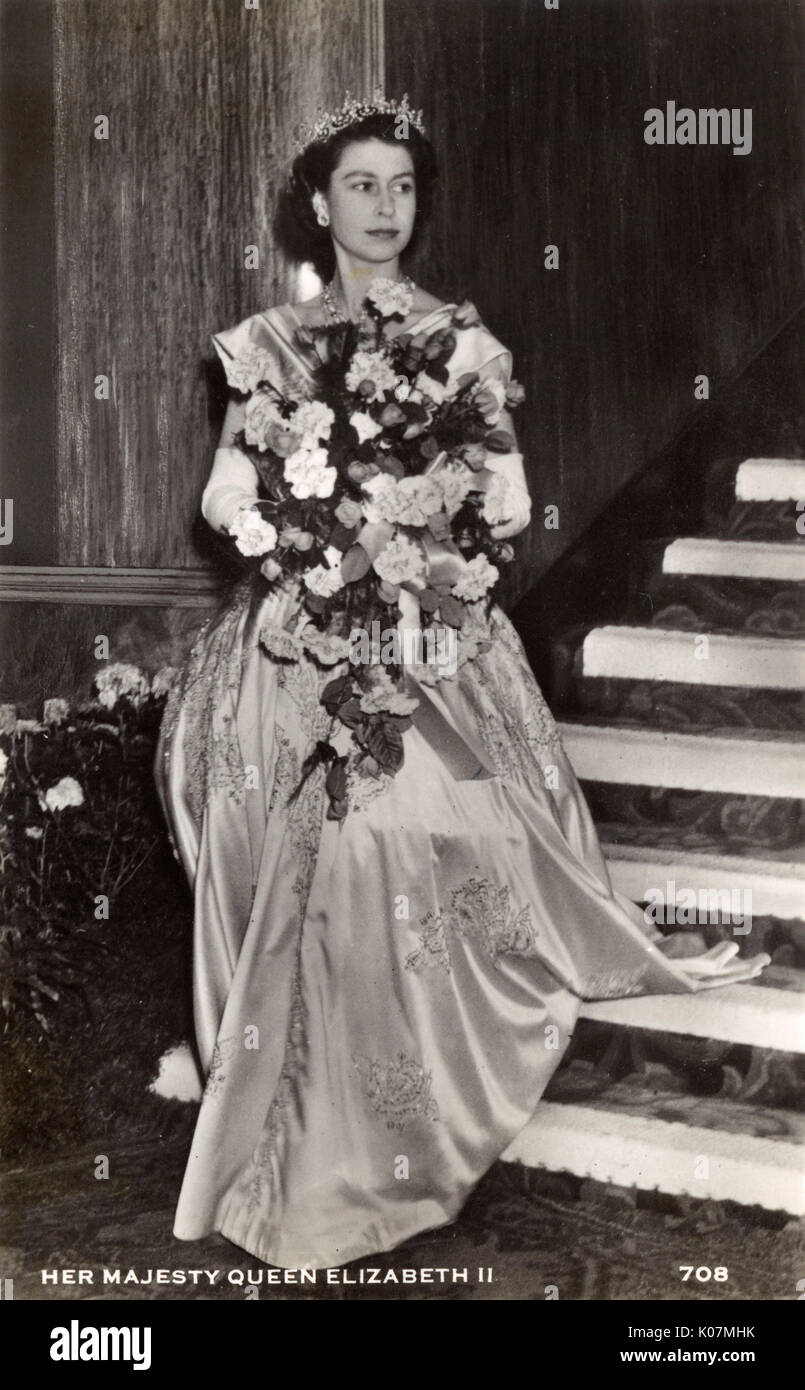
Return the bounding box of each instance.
[350,411,382,444]
[451,553,499,602]
[43,775,85,813]
[291,400,335,447]
[372,533,426,585]
[481,473,516,526]
[95,663,150,710]
[299,625,353,665]
[223,344,274,395]
[229,507,278,556]
[284,447,337,500]
[260,625,304,660]
[367,276,415,318]
[393,475,444,527]
[361,473,402,525]
[358,665,419,716]
[345,349,398,402]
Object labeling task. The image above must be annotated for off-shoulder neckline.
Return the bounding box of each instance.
[279,301,463,338]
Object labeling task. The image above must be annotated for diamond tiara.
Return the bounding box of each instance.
[292,85,426,157]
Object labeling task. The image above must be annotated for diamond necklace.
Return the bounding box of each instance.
[322,273,415,325]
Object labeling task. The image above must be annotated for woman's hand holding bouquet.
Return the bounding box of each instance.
[215,277,529,817]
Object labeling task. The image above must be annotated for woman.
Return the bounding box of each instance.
[156,92,768,1271]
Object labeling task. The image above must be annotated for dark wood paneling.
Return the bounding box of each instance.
[53,0,373,567]
[387,0,805,606]
[0,0,55,565]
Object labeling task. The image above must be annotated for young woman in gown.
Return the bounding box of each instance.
[155,95,769,1271]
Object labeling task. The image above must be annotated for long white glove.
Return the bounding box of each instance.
[201,446,260,534]
[658,939,770,990]
[484,450,532,539]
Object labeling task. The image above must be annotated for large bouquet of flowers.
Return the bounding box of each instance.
[220,277,526,817]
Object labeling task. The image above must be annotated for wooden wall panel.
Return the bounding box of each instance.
[53,0,376,567]
[386,0,805,607]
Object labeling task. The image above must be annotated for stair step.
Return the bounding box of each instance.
[662,537,805,583]
[582,626,805,689]
[502,1100,805,1214]
[735,458,805,502]
[559,721,805,798]
[579,980,805,1053]
[601,836,805,922]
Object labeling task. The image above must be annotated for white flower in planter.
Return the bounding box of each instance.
[41,776,85,813]
[43,698,70,725]
[94,662,150,710]
[149,1042,202,1103]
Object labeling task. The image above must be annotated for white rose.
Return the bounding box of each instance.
[244,392,289,451]
[229,507,278,557]
[304,562,345,598]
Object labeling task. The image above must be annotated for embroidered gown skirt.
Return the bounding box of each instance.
[154,570,724,1271]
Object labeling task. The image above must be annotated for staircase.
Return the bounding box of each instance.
[503,457,805,1216]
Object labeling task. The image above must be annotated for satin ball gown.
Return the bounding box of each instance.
[155,299,767,1270]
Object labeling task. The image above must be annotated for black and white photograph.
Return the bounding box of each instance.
[1,0,803,1344]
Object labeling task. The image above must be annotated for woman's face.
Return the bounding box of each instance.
[316,138,417,265]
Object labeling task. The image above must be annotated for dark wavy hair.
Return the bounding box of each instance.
[275,111,439,284]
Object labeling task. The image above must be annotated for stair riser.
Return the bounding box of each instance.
[561,724,805,798]
[607,856,805,924]
[502,1103,805,1215]
[582,627,805,690]
[663,538,805,583]
[735,459,805,502]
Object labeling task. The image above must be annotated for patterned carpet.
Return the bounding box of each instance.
[2,1133,801,1301]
